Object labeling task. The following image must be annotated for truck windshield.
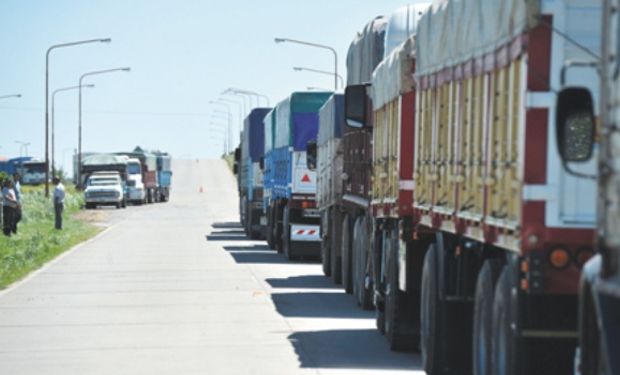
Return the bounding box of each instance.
[89,178,118,186]
[127,163,141,174]
[24,163,46,173]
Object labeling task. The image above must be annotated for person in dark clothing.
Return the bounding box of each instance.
[53,177,65,230]
[2,180,18,236]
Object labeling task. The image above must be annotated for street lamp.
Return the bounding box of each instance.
[274,37,339,91]
[224,87,270,107]
[222,91,250,115]
[0,94,22,100]
[45,37,111,196]
[52,84,95,177]
[77,67,131,185]
[210,101,232,152]
[294,66,344,89]
[307,86,332,91]
[15,141,30,157]
[218,98,244,150]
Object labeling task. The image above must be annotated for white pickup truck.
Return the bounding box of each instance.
[84,172,126,209]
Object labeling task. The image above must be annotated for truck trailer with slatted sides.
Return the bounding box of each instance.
[263,92,332,259]
[574,0,620,373]
[237,108,272,239]
[345,0,601,373]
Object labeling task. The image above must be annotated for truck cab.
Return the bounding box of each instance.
[20,159,47,185]
[125,158,146,204]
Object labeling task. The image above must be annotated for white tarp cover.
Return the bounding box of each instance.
[346,16,388,85]
[384,3,432,58]
[371,36,416,110]
[416,0,541,76]
[83,154,128,166]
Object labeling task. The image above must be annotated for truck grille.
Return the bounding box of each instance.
[87,191,118,198]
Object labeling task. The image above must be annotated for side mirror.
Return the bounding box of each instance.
[306,140,317,171]
[556,88,595,163]
[259,157,265,170]
[234,147,241,162]
[233,164,238,175]
[345,84,369,128]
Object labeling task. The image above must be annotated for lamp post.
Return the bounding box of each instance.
[218,98,243,142]
[210,101,232,152]
[225,87,270,107]
[52,84,95,177]
[222,91,250,115]
[274,37,338,91]
[77,67,130,185]
[15,141,30,157]
[307,86,332,91]
[0,94,22,100]
[208,121,228,154]
[294,66,344,89]
[45,37,111,196]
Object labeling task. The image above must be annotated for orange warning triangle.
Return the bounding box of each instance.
[301,174,311,183]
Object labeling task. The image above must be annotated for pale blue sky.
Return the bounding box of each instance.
[0,0,414,171]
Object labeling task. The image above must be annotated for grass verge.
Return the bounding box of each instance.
[0,185,101,289]
[223,153,235,172]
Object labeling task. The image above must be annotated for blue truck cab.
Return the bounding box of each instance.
[239,108,271,239]
[263,92,332,259]
[154,152,172,202]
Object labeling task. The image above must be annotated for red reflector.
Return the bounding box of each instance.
[301,174,311,182]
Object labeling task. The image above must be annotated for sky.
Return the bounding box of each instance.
[0,0,418,173]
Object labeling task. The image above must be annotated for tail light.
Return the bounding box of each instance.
[548,248,571,269]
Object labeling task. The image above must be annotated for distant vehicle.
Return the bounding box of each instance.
[154,151,172,202]
[20,159,47,185]
[84,171,126,209]
[262,92,332,260]
[0,157,47,185]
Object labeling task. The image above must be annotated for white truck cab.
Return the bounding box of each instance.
[84,172,126,209]
[126,158,146,204]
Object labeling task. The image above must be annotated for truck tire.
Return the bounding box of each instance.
[265,204,274,249]
[492,263,521,375]
[473,259,502,375]
[274,203,283,254]
[353,216,372,310]
[578,275,603,375]
[330,209,342,284]
[341,215,353,294]
[384,226,416,351]
[321,209,332,277]
[283,207,295,260]
[421,243,445,374]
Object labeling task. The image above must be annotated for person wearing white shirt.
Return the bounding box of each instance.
[2,179,18,236]
[53,177,65,230]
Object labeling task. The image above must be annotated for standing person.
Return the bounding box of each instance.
[53,177,65,230]
[12,172,22,229]
[2,180,18,236]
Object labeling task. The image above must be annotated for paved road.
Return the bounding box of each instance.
[0,160,422,375]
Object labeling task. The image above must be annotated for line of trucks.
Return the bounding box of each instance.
[76,146,172,209]
[233,1,618,374]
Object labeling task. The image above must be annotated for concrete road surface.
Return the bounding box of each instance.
[0,160,423,375]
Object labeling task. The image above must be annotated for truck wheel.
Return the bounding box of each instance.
[330,209,342,284]
[353,217,372,310]
[321,209,332,277]
[473,259,502,375]
[283,207,294,260]
[266,205,275,249]
[341,215,353,294]
[122,199,127,209]
[421,243,444,374]
[274,203,283,254]
[116,202,122,209]
[492,263,521,375]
